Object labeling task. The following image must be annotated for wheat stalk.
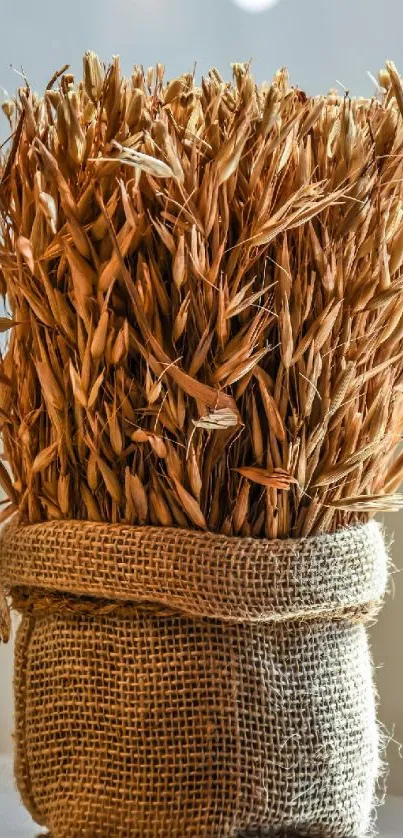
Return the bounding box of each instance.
[1,55,403,538]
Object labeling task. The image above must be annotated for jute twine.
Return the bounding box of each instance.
[0,519,387,837]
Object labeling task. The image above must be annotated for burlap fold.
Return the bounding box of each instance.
[0,519,387,838]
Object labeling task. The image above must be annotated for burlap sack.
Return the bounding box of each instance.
[0,519,387,838]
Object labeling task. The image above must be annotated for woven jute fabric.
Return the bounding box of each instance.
[0,519,387,838]
[0,518,387,621]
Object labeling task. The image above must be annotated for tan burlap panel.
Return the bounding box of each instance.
[0,520,387,837]
[15,610,378,838]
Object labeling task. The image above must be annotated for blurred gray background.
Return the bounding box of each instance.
[0,0,402,99]
[0,0,402,798]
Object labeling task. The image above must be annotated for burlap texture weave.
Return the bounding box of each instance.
[0,519,387,838]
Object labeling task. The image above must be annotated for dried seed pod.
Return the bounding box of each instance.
[172,477,207,529]
[91,311,109,359]
[31,442,58,475]
[83,51,105,102]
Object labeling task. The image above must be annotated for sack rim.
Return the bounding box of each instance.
[0,518,387,622]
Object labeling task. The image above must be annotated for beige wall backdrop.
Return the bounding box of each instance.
[0,620,14,756]
[371,514,403,796]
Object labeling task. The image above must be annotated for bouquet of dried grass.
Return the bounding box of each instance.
[1,56,403,537]
[0,55,400,838]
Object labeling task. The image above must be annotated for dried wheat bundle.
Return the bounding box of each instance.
[1,54,403,538]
